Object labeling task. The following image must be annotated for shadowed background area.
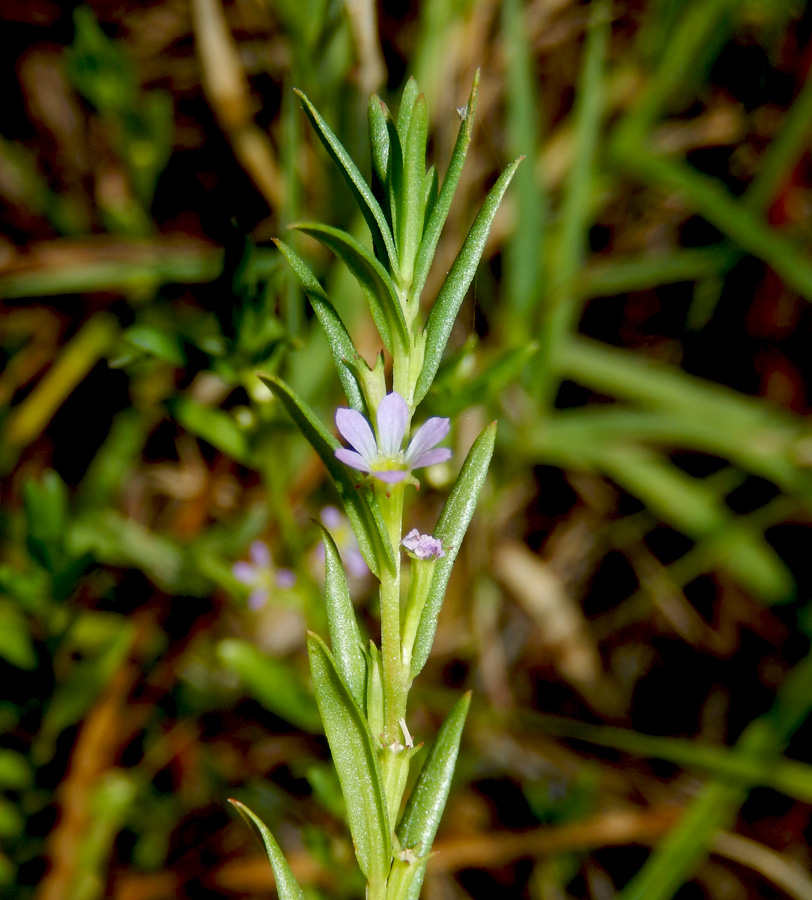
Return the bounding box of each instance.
[2,1,812,899]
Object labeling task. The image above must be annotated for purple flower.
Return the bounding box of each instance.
[334,392,451,484]
[401,529,445,560]
[233,541,296,609]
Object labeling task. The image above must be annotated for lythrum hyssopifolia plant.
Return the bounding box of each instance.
[231,74,520,900]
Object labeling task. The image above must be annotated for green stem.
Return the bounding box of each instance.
[375,481,406,745]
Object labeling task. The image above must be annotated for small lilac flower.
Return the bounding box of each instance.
[316,505,369,579]
[334,392,451,484]
[401,529,445,560]
[233,541,296,609]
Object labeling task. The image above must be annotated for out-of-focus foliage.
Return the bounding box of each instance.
[2,2,812,900]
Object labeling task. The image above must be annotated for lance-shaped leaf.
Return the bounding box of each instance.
[414,158,522,406]
[320,524,366,706]
[293,223,409,354]
[308,633,392,892]
[410,71,480,309]
[260,375,396,578]
[368,94,391,193]
[295,89,399,277]
[386,117,405,260]
[229,800,304,900]
[423,165,438,232]
[396,77,420,149]
[388,693,472,900]
[398,92,429,287]
[411,423,496,679]
[274,238,366,413]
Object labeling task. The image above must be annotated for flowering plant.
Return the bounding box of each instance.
[231,73,519,900]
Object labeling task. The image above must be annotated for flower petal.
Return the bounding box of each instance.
[250,541,271,567]
[410,447,452,469]
[232,561,256,584]
[401,529,445,559]
[405,416,450,464]
[376,392,409,457]
[335,448,372,472]
[336,407,377,464]
[248,588,269,610]
[276,569,297,589]
[320,505,342,529]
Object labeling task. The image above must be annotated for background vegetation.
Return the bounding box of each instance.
[2,1,812,898]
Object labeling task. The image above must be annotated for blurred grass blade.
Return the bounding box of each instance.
[609,144,812,303]
[260,375,396,578]
[415,158,522,406]
[1,314,118,474]
[502,0,547,320]
[410,423,496,679]
[217,639,322,733]
[617,0,739,144]
[536,0,609,403]
[576,245,738,298]
[229,800,304,900]
[389,692,471,900]
[411,71,479,309]
[307,632,391,893]
[320,525,366,706]
[295,89,399,276]
[292,222,408,352]
[518,711,812,804]
[596,444,793,602]
[744,70,812,213]
[618,648,812,900]
[274,238,366,412]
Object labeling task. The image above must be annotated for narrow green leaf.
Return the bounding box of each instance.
[386,117,405,260]
[396,77,420,150]
[411,423,496,678]
[295,89,399,276]
[217,639,322,733]
[410,71,479,309]
[260,375,396,578]
[368,94,391,194]
[229,800,305,900]
[414,159,522,406]
[320,525,366,706]
[274,239,366,413]
[423,164,438,230]
[399,92,428,286]
[388,693,471,900]
[307,632,391,892]
[293,222,409,352]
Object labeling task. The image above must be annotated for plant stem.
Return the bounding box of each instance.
[376,481,406,745]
